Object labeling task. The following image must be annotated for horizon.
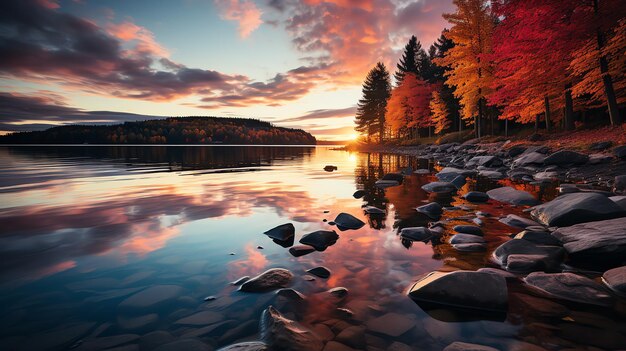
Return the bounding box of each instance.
[0,0,454,141]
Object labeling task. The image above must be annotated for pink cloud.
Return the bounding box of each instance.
[107,21,170,57]
[214,0,263,38]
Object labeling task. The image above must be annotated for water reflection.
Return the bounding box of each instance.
[0,146,624,351]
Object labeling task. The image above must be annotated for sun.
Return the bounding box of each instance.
[349,133,358,140]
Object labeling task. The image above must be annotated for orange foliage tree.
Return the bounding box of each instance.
[430,90,450,134]
[385,73,434,138]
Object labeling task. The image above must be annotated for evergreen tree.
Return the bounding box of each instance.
[355,62,392,143]
[431,31,462,132]
[394,36,420,85]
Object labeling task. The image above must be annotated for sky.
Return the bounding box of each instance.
[0,0,454,140]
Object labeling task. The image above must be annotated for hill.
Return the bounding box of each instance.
[0,117,317,145]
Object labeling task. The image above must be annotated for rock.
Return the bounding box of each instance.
[421,181,458,194]
[203,296,216,301]
[443,342,499,351]
[364,206,385,215]
[399,227,434,242]
[153,339,211,351]
[299,230,339,251]
[486,187,539,206]
[366,313,416,337]
[479,170,505,179]
[239,268,294,292]
[544,150,589,165]
[524,272,613,306]
[614,145,626,159]
[466,156,503,168]
[306,267,331,279]
[589,153,612,164]
[512,152,546,167]
[451,175,467,188]
[382,173,404,183]
[530,192,626,226]
[72,334,139,351]
[550,217,626,267]
[118,285,183,311]
[174,311,222,325]
[414,169,431,175]
[610,195,626,210]
[217,342,268,351]
[139,331,175,351]
[436,167,466,181]
[529,133,543,141]
[589,141,612,151]
[276,288,306,301]
[117,314,158,331]
[493,239,564,272]
[353,190,366,199]
[499,214,542,229]
[602,266,626,297]
[335,326,365,348]
[509,293,569,318]
[453,225,483,236]
[415,202,443,220]
[463,191,489,203]
[324,165,338,172]
[449,234,486,244]
[508,146,526,157]
[264,223,295,241]
[407,271,508,313]
[476,268,517,280]
[289,245,316,257]
[333,213,365,231]
[534,171,558,181]
[322,341,356,351]
[328,287,349,299]
[514,230,561,246]
[260,306,323,351]
[614,175,626,194]
[375,179,399,188]
[453,243,487,252]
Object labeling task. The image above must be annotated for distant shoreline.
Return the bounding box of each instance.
[0,144,345,147]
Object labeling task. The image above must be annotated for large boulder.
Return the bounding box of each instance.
[493,239,564,273]
[524,272,613,306]
[407,271,508,313]
[530,193,626,227]
[299,230,339,251]
[512,152,546,167]
[333,213,365,231]
[602,266,626,297]
[550,217,626,267]
[421,182,458,194]
[260,306,323,351]
[499,214,542,229]
[543,150,589,165]
[514,230,562,246]
[240,269,294,292]
[487,187,539,206]
[264,223,295,241]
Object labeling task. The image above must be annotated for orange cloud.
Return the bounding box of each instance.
[107,21,170,57]
[215,0,263,38]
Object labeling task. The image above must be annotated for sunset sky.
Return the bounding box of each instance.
[0,0,454,140]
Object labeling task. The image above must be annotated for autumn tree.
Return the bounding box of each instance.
[430,31,462,132]
[386,73,434,139]
[435,0,496,138]
[430,90,450,134]
[355,62,392,143]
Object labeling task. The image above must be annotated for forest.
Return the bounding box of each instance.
[0,117,317,145]
[355,0,626,143]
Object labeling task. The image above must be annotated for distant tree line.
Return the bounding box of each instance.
[0,117,317,145]
[355,0,625,143]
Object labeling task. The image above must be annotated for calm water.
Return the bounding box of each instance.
[0,146,624,351]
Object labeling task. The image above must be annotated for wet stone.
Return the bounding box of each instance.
[328,287,349,299]
[366,313,416,337]
[333,213,365,231]
[117,314,158,331]
[499,214,542,229]
[375,179,399,188]
[453,243,487,252]
[601,265,626,297]
[486,186,539,206]
[335,326,365,348]
[524,272,613,306]
[239,268,294,293]
[364,206,385,215]
[153,339,211,351]
[415,202,443,220]
[531,192,626,227]
[263,223,295,241]
[399,227,434,242]
[353,190,367,199]
[463,191,490,203]
[510,293,569,318]
[323,341,356,351]
[514,230,561,246]
[453,225,483,236]
[139,331,175,351]
[174,311,222,325]
[306,266,331,279]
[544,150,589,165]
[299,230,339,251]
[443,342,499,351]
[118,285,183,311]
[260,306,324,351]
[289,245,316,257]
[276,288,306,301]
[493,239,564,272]
[449,234,486,244]
[216,341,268,351]
[232,276,251,285]
[421,181,458,194]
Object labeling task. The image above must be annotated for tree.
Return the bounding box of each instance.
[386,73,434,138]
[355,62,392,143]
[430,90,450,134]
[431,30,462,132]
[394,36,420,85]
[434,0,496,138]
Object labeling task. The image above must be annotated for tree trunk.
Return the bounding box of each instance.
[505,119,508,137]
[477,98,484,139]
[564,85,575,131]
[594,0,622,125]
[544,96,551,132]
[535,114,540,132]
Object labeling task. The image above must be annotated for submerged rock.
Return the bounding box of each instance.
[263,223,295,241]
[499,214,542,229]
[153,339,211,351]
[463,191,490,203]
[407,271,508,313]
[550,217,626,267]
[382,173,404,183]
[399,227,434,242]
[422,181,458,194]
[524,272,613,306]
[453,225,483,236]
[486,187,539,206]
[415,202,443,220]
[289,245,315,257]
[118,285,183,311]
[375,179,400,188]
[260,306,324,351]
[333,213,365,231]
[443,342,499,351]
[306,267,331,279]
[366,313,416,337]
[217,342,268,351]
[276,288,306,301]
[299,230,339,251]
[239,268,294,292]
[531,193,626,227]
[602,266,626,297]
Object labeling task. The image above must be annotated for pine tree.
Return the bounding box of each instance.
[431,31,462,132]
[355,62,392,143]
[394,36,421,85]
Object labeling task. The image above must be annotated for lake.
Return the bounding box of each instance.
[0,146,624,351]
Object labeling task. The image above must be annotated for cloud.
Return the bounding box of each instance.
[275,106,356,122]
[214,0,264,38]
[106,21,170,57]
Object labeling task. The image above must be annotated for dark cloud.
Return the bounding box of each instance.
[276,106,357,122]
